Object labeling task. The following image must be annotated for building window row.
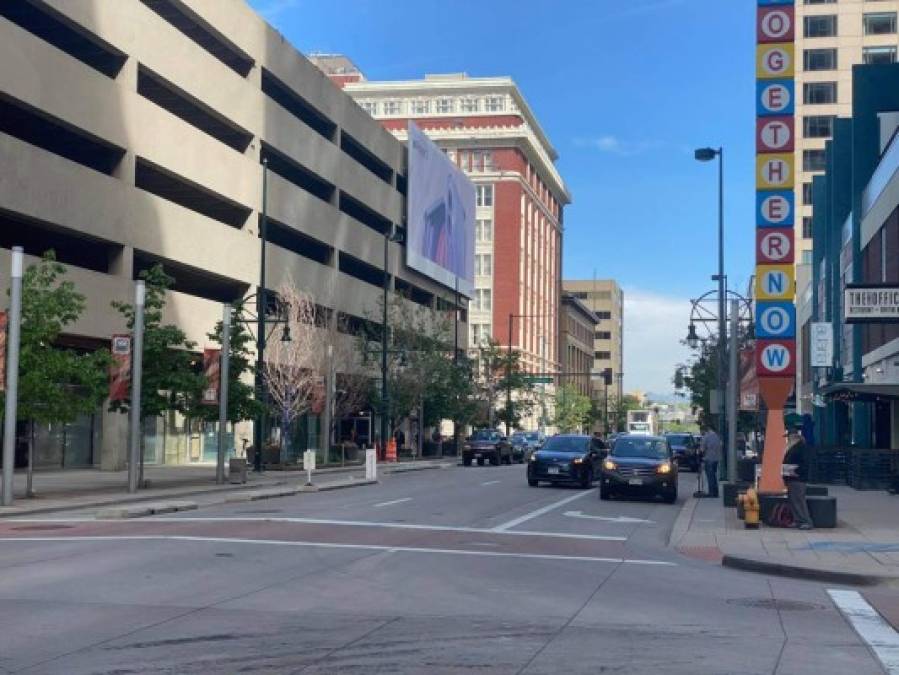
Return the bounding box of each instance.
[474,254,492,277]
[355,95,508,117]
[804,81,837,105]
[475,218,493,242]
[804,115,835,139]
[476,184,494,207]
[803,12,897,39]
[473,288,492,312]
[864,46,897,64]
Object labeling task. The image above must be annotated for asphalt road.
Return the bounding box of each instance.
[0,464,890,674]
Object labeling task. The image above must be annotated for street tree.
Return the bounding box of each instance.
[553,384,592,433]
[262,280,323,455]
[472,339,536,431]
[110,264,204,449]
[1,252,110,486]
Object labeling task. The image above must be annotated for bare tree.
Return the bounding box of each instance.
[262,280,323,454]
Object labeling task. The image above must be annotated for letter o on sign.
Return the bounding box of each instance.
[761,10,791,40]
[760,305,791,336]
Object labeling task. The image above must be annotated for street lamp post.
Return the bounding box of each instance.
[253,159,269,473]
[695,146,727,454]
[380,224,403,457]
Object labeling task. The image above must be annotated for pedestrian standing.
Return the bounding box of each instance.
[700,425,722,498]
[783,428,814,530]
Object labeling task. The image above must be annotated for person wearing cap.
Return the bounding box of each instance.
[783,428,814,530]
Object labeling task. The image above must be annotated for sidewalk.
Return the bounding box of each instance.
[0,458,454,518]
[670,480,899,586]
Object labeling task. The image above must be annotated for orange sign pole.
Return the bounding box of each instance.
[757,377,793,493]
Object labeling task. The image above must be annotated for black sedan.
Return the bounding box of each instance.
[463,430,513,466]
[527,435,604,489]
[600,435,678,503]
[666,432,699,471]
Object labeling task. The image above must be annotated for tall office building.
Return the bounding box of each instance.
[560,280,624,414]
[315,61,572,382]
[796,1,899,264]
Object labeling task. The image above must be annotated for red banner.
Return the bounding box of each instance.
[739,347,759,411]
[202,348,221,405]
[109,334,131,402]
[0,311,7,393]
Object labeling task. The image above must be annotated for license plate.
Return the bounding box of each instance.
[628,478,643,486]
[548,466,560,475]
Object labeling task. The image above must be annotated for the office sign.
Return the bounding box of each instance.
[844,285,899,323]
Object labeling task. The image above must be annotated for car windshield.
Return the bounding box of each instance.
[612,437,669,459]
[471,430,499,441]
[542,436,588,453]
[667,434,691,446]
[525,433,540,441]
[511,433,526,440]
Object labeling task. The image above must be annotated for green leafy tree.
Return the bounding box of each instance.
[110,264,203,424]
[0,253,110,481]
[473,339,536,431]
[553,384,592,433]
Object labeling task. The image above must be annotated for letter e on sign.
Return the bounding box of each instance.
[755,339,796,377]
[757,80,794,117]
[758,6,794,44]
[757,190,794,227]
[756,228,794,264]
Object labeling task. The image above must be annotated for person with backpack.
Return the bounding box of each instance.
[783,428,814,530]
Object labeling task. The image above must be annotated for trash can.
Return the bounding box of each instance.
[229,458,247,484]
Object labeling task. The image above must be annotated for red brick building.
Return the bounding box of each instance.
[312,58,571,393]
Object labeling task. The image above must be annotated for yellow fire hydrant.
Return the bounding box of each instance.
[739,488,760,529]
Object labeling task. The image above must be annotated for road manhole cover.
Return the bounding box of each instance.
[11,524,75,531]
[727,598,822,611]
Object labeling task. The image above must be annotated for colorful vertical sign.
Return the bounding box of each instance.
[756,0,796,494]
[109,334,131,402]
[202,348,221,405]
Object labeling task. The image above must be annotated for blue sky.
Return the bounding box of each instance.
[250,0,757,394]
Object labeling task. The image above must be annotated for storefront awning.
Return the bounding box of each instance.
[821,382,899,400]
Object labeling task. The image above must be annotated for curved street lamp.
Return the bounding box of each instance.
[685,323,700,350]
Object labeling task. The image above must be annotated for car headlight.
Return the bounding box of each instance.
[573,457,584,464]
[529,454,538,462]
[603,459,617,471]
[657,462,672,474]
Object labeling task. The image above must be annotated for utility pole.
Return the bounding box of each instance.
[1,247,23,506]
[216,303,231,485]
[128,280,145,494]
[253,159,269,473]
[505,313,514,437]
[727,298,739,483]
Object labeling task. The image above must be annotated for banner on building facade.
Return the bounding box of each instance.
[0,311,7,394]
[810,322,834,367]
[109,334,131,402]
[844,285,899,323]
[739,347,759,411]
[201,348,221,405]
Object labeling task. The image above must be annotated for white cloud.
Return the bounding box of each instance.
[573,135,689,157]
[622,288,692,396]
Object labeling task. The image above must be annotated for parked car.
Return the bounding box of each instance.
[463,430,513,466]
[527,434,604,489]
[666,432,699,471]
[600,434,678,503]
[511,431,545,463]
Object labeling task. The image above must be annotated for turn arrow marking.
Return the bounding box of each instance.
[563,511,654,524]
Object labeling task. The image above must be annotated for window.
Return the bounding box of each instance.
[359,100,378,115]
[804,48,837,71]
[475,254,492,276]
[485,96,505,112]
[803,182,814,204]
[476,184,494,207]
[460,98,479,112]
[595,331,612,340]
[475,289,492,311]
[804,115,835,138]
[864,12,897,35]
[803,217,814,239]
[383,100,402,115]
[596,311,611,320]
[804,82,837,104]
[864,46,897,64]
[475,219,493,242]
[802,250,814,264]
[471,323,490,346]
[436,98,454,114]
[594,351,611,361]
[411,99,430,114]
[804,15,837,37]
[804,149,827,172]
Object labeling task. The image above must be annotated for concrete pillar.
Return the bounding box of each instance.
[100,403,129,471]
[109,245,134,279]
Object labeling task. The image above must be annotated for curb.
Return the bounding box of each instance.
[300,479,378,492]
[383,462,452,474]
[721,553,897,587]
[97,501,199,520]
[667,494,700,548]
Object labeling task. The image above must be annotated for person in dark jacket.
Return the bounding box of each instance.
[783,429,814,530]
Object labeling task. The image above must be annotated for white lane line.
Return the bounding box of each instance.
[829,589,899,673]
[373,498,412,508]
[563,511,655,525]
[481,480,501,486]
[492,489,593,532]
[0,535,673,566]
[91,516,627,542]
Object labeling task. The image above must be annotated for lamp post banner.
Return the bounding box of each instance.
[109,334,131,402]
[202,348,221,405]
